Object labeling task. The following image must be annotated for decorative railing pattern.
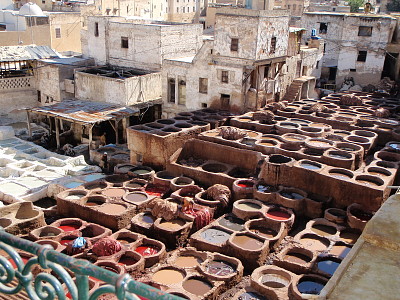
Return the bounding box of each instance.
[0,76,33,90]
[0,228,182,300]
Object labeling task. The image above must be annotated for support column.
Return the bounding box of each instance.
[55,118,60,149]
[26,111,32,138]
[114,119,119,144]
[122,118,128,143]
[88,124,93,150]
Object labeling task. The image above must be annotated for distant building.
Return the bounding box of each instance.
[301,12,397,88]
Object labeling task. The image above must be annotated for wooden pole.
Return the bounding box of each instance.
[55,118,60,149]
[114,119,119,144]
[26,111,32,138]
[88,124,93,150]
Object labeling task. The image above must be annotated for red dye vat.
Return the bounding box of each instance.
[237,182,253,188]
[266,210,290,221]
[118,257,137,266]
[58,224,80,232]
[60,239,74,246]
[145,186,168,197]
[135,246,159,256]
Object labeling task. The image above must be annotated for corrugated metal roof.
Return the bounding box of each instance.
[0,45,60,62]
[28,100,139,124]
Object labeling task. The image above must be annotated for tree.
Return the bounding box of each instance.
[387,0,400,12]
[348,0,364,12]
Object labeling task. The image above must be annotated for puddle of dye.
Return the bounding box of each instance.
[183,278,212,296]
[97,203,126,215]
[300,162,320,170]
[236,202,261,211]
[118,256,137,266]
[205,260,235,276]
[311,224,337,236]
[317,260,340,276]
[261,273,289,288]
[280,192,303,200]
[284,252,311,264]
[125,192,148,203]
[250,227,277,239]
[175,255,202,268]
[140,214,155,224]
[132,169,151,175]
[152,269,184,285]
[300,237,328,251]
[135,245,159,256]
[297,280,325,295]
[266,210,290,221]
[218,216,245,231]
[257,184,277,193]
[237,292,264,300]
[158,219,185,230]
[340,232,360,244]
[201,228,231,244]
[65,194,85,200]
[232,235,264,250]
[102,189,126,198]
[330,245,352,258]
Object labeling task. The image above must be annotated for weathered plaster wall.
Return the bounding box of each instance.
[48,13,82,53]
[35,62,61,104]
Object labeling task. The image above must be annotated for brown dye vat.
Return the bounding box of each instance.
[350,208,373,221]
[174,255,203,268]
[250,226,277,239]
[117,237,136,245]
[284,252,311,264]
[261,273,290,288]
[124,192,148,203]
[356,179,380,187]
[205,260,235,276]
[118,255,138,266]
[260,141,277,147]
[340,231,360,244]
[158,219,185,230]
[183,278,212,296]
[299,235,329,251]
[330,245,352,258]
[97,203,126,215]
[102,189,126,198]
[152,269,185,285]
[85,197,105,206]
[232,235,264,250]
[311,224,337,236]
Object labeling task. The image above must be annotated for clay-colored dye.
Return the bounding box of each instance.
[174,255,202,268]
[300,237,328,251]
[231,235,263,250]
[311,224,337,237]
[284,252,311,264]
[260,142,276,146]
[330,245,352,258]
[261,273,290,288]
[218,215,245,231]
[250,227,277,239]
[117,237,136,244]
[340,232,360,244]
[183,278,212,296]
[205,260,235,276]
[125,192,148,203]
[236,202,261,211]
[158,219,185,230]
[201,228,231,244]
[152,269,185,285]
[102,189,126,198]
[97,203,126,215]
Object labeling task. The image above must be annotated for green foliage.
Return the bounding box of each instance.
[348,0,364,12]
[387,0,400,12]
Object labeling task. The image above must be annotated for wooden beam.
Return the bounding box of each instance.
[114,119,119,144]
[55,118,60,149]
[88,124,94,150]
[26,111,32,138]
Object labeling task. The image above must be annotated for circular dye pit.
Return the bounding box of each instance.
[218,215,245,231]
[124,192,148,204]
[174,255,203,268]
[330,244,352,258]
[317,259,340,276]
[284,252,311,264]
[329,170,353,180]
[158,219,185,230]
[182,278,212,296]
[350,207,373,222]
[97,203,126,215]
[257,184,278,193]
[280,191,304,200]
[202,163,227,173]
[297,279,325,295]
[125,181,146,189]
[205,260,235,276]
[65,193,86,200]
[135,245,160,256]
[311,224,337,237]
[231,235,264,251]
[102,188,126,198]
[299,235,329,251]
[250,226,277,239]
[58,224,80,232]
[131,169,152,175]
[152,269,185,285]
[116,236,136,245]
[85,196,106,207]
[201,228,231,244]
[340,231,360,244]
[236,180,254,188]
[300,161,321,170]
[261,273,290,288]
[236,202,261,211]
[140,213,155,224]
[328,152,352,159]
[237,292,264,300]
[118,255,138,266]
[265,209,291,221]
[259,140,278,147]
[355,177,383,187]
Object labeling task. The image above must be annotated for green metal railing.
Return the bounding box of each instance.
[0,228,183,300]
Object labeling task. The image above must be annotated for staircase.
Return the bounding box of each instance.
[283,78,306,102]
